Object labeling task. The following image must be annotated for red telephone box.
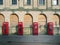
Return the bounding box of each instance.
[2,22,9,35]
[48,22,54,35]
[18,22,23,35]
[33,22,38,35]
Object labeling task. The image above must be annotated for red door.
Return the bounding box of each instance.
[33,22,38,35]
[2,22,9,35]
[48,22,54,35]
[18,22,23,35]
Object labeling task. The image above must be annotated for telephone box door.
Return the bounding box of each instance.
[18,22,23,35]
[33,22,38,35]
[2,22,9,35]
[48,22,54,35]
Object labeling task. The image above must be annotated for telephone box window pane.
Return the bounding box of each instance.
[52,0,58,5]
[39,0,45,5]
[0,0,3,5]
[12,0,17,5]
[27,0,31,5]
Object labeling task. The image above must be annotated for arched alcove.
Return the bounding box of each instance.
[24,13,33,35]
[0,14,5,26]
[38,14,47,35]
[51,14,59,27]
[0,14,5,35]
[51,14,60,35]
[10,14,19,26]
[10,13,19,35]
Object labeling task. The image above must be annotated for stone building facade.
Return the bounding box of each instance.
[0,0,60,35]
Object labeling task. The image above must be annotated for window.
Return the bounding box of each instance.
[39,0,45,5]
[27,0,31,5]
[52,0,58,5]
[0,0,3,5]
[12,0,17,5]
[24,0,31,5]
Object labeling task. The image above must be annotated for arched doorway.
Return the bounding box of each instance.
[24,14,33,35]
[51,14,59,35]
[0,14,5,35]
[10,14,19,35]
[38,14,47,35]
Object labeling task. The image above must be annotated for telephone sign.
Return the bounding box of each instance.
[18,22,23,35]
[2,22,9,35]
[33,22,38,35]
[48,22,54,35]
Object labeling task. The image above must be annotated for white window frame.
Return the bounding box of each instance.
[12,0,17,5]
[38,0,45,5]
[24,0,32,6]
[0,0,3,5]
[52,0,58,6]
